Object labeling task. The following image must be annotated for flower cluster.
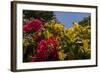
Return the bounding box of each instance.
[23,18,91,62]
[23,19,43,32]
[32,36,59,62]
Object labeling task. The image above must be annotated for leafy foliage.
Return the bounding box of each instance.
[79,16,91,27]
[23,10,54,21]
[23,11,91,62]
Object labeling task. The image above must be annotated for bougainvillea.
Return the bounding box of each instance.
[32,37,59,62]
[23,19,43,32]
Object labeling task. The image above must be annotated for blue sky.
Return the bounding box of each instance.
[54,11,90,28]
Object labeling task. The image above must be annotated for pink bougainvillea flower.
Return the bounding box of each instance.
[48,36,58,46]
[32,52,49,62]
[34,35,42,43]
[37,40,48,53]
[32,40,48,62]
[48,48,59,61]
[23,22,33,32]
[32,37,59,62]
[23,19,43,32]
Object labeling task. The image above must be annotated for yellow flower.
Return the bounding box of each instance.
[82,39,89,50]
[54,23,64,31]
[65,28,74,37]
[73,22,81,32]
[73,22,79,28]
[66,28,74,34]
[65,27,77,42]
[59,50,66,60]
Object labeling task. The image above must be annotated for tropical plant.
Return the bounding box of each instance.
[23,17,91,62]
